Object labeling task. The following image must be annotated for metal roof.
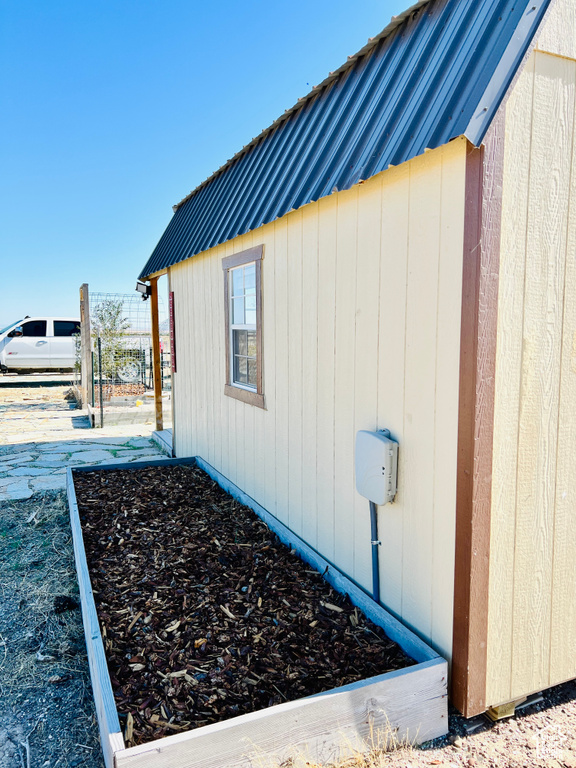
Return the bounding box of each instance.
[140,0,551,279]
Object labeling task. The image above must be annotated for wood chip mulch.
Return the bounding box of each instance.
[73,464,414,747]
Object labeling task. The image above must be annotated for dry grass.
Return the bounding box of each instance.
[0,491,103,768]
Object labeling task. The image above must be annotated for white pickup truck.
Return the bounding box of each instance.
[0,317,80,372]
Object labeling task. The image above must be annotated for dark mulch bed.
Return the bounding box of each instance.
[73,464,414,747]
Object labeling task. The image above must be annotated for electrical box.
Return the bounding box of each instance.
[355,429,398,505]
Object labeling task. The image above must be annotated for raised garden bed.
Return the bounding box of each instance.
[67,457,447,768]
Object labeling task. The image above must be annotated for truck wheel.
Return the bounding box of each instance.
[117,361,141,383]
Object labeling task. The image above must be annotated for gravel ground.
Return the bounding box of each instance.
[1,383,576,768]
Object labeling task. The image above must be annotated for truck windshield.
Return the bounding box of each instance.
[0,319,25,335]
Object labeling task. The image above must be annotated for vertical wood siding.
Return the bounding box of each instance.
[487,44,576,705]
[169,139,467,659]
[536,0,576,61]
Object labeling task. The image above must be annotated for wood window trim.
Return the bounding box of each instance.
[222,245,265,408]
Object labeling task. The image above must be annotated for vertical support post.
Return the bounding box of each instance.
[79,283,93,407]
[452,124,504,717]
[150,276,163,432]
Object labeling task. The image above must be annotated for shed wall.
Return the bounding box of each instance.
[169,138,467,660]
[487,41,576,705]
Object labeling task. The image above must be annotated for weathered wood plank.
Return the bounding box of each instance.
[66,469,123,768]
[115,658,447,768]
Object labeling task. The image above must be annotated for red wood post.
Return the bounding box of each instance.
[150,277,163,432]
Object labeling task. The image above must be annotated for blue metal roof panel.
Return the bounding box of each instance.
[140,0,551,279]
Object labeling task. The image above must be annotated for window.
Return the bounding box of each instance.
[21,320,47,337]
[222,245,264,408]
[54,321,81,336]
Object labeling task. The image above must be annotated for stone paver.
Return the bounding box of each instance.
[0,385,170,501]
[7,468,47,477]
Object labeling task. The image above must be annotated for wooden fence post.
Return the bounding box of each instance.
[80,283,93,407]
[149,277,163,432]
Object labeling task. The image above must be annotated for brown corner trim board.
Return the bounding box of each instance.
[452,112,505,717]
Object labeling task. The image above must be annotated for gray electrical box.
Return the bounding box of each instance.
[355,429,398,505]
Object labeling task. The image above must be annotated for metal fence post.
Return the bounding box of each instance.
[91,351,95,407]
[98,337,104,429]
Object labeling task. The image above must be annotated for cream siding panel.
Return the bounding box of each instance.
[273,218,290,529]
[261,223,278,517]
[333,186,359,578]
[487,51,576,705]
[377,163,410,619]
[431,146,467,656]
[511,52,574,699]
[287,210,304,536]
[169,139,467,660]
[402,150,442,641]
[315,194,338,562]
[301,204,320,548]
[550,122,576,683]
[536,0,576,61]
[486,55,535,707]
[353,173,383,593]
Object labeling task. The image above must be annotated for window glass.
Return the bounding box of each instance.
[54,321,81,337]
[21,320,47,337]
[232,329,257,388]
[232,268,244,295]
[233,297,245,325]
[244,267,256,291]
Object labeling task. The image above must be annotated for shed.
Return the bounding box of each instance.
[138,0,576,718]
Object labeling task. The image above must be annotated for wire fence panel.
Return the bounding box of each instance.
[76,288,172,426]
[92,337,171,405]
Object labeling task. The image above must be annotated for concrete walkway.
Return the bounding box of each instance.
[0,385,169,502]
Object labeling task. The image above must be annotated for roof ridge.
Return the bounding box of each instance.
[172,0,432,211]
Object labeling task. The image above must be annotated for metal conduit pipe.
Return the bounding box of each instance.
[369,500,381,604]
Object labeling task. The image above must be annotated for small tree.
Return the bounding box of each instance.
[91,299,129,379]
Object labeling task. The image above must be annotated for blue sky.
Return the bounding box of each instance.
[1,0,407,328]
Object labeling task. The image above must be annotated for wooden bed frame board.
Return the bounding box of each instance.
[68,457,448,768]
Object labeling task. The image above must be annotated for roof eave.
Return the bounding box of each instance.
[462,0,551,147]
